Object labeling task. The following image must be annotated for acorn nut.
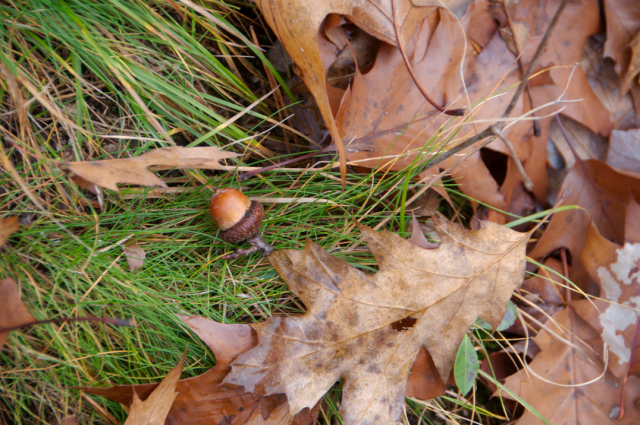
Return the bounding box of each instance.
[209,188,274,260]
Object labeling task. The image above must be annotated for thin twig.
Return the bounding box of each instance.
[503,0,570,118]
[491,125,533,191]
[238,145,336,181]
[429,0,570,169]
[504,3,541,136]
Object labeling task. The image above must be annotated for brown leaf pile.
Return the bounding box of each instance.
[503,301,640,424]
[503,177,640,423]
[5,0,640,422]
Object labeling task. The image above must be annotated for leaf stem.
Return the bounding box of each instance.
[0,316,134,334]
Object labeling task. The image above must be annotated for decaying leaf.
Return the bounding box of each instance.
[602,0,640,78]
[0,216,19,248]
[59,415,79,425]
[503,197,640,423]
[408,214,439,249]
[82,315,317,425]
[123,241,146,272]
[581,35,637,131]
[125,352,185,425]
[508,0,612,137]
[341,0,516,209]
[0,278,36,350]
[608,128,640,173]
[56,146,238,192]
[405,347,447,400]
[529,160,640,293]
[580,198,640,379]
[621,31,640,96]
[224,214,530,424]
[502,300,640,424]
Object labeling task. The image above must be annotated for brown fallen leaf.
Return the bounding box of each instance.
[581,35,637,131]
[123,241,146,272]
[254,0,482,185]
[621,31,640,97]
[408,214,439,249]
[125,352,185,425]
[224,213,530,424]
[341,1,516,209]
[547,116,608,175]
[602,0,640,79]
[580,198,640,380]
[342,0,610,211]
[502,300,640,424]
[404,215,445,400]
[0,216,19,248]
[608,128,640,173]
[0,278,36,350]
[59,415,79,425]
[529,160,640,294]
[508,258,565,336]
[405,347,447,400]
[56,146,238,192]
[82,316,317,425]
[509,0,612,137]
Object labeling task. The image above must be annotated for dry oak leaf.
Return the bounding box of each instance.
[56,146,238,192]
[608,128,640,174]
[502,300,640,425]
[253,0,468,184]
[125,352,185,425]
[580,198,640,380]
[341,0,517,210]
[224,214,530,424]
[123,241,146,273]
[508,0,613,137]
[0,278,36,350]
[529,160,640,294]
[0,216,19,248]
[621,30,640,96]
[81,316,318,425]
[581,36,638,131]
[602,0,640,78]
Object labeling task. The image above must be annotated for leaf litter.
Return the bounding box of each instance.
[4,0,640,422]
[81,315,319,424]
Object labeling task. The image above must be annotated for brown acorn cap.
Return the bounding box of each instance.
[220,201,264,244]
[209,188,251,231]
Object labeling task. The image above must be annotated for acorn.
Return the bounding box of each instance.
[209,188,274,260]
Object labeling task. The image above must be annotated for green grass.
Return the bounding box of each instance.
[0,0,551,424]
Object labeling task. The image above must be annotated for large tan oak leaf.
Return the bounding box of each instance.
[224,214,529,424]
